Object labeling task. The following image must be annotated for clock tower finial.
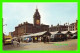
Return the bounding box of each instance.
[36,5,37,9]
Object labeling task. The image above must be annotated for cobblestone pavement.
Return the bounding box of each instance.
[3,39,77,50]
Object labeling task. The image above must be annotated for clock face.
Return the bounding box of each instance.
[36,20,40,25]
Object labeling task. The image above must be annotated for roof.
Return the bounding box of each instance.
[32,31,47,36]
[50,31,58,35]
[62,31,68,34]
[70,30,77,34]
[50,30,77,35]
[4,35,12,38]
[22,31,48,37]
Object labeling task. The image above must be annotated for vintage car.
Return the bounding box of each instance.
[4,38,12,44]
[50,33,67,42]
[4,35,12,44]
[71,33,77,39]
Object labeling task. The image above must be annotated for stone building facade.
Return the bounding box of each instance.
[49,24,68,32]
[69,20,77,31]
[13,8,49,37]
[49,20,77,32]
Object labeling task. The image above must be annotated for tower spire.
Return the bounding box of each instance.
[36,5,38,9]
[36,5,38,12]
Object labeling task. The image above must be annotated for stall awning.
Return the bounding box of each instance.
[50,31,59,35]
[70,30,77,34]
[62,31,68,34]
[22,31,50,38]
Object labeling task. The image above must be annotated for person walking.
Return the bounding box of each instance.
[18,38,20,43]
[43,36,46,43]
[17,38,20,47]
[33,37,35,43]
[27,38,29,42]
[39,37,41,42]
[35,37,37,42]
[11,39,14,46]
[47,36,49,43]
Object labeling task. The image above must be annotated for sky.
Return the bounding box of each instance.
[3,3,77,35]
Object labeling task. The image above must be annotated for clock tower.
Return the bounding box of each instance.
[33,8,41,26]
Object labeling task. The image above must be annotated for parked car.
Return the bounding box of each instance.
[71,34,77,39]
[50,33,67,42]
[4,38,12,44]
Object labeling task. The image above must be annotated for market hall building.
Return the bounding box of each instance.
[12,8,49,37]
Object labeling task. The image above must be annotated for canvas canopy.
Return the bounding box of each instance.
[21,31,50,38]
[70,30,77,34]
[62,31,68,34]
[50,31,60,35]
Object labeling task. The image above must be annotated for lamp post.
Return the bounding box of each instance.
[3,18,7,45]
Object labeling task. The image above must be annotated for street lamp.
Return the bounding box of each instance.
[3,24,7,26]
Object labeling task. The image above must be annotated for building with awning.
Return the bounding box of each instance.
[21,31,51,42]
